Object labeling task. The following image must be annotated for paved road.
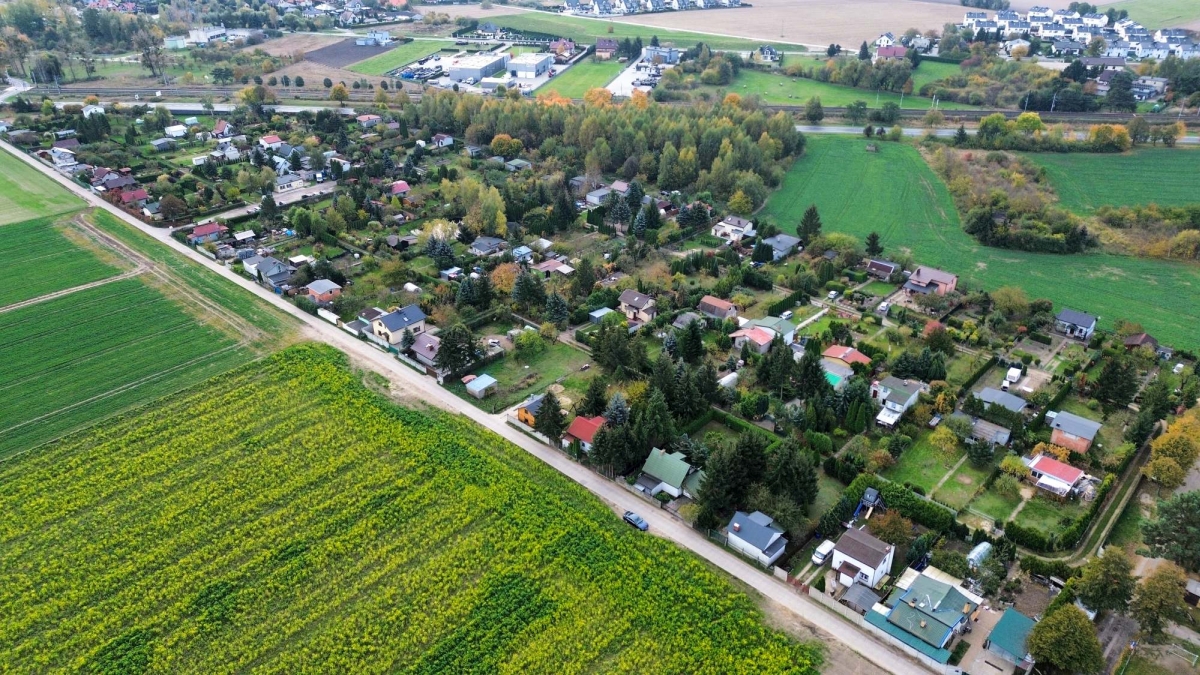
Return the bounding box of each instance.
[4,142,935,675]
[197,181,338,224]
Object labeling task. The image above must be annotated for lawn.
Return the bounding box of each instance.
[348,39,456,76]
[0,278,253,458]
[910,60,963,92]
[536,59,623,99]
[450,341,594,411]
[930,459,992,511]
[0,344,822,672]
[1106,491,1145,549]
[719,68,975,110]
[0,217,120,307]
[1012,495,1089,533]
[485,12,779,52]
[968,489,1023,523]
[861,280,897,297]
[946,352,991,388]
[882,435,960,494]
[1099,0,1200,28]
[759,135,1200,351]
[1026,148,1200,213]
[0,150,83,225]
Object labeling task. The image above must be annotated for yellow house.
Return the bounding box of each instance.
[517,394,545,427]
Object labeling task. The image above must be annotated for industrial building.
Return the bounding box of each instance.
[508,52,554,78]
[447,53,509,82]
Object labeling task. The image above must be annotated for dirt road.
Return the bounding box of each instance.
[5,142,936,675]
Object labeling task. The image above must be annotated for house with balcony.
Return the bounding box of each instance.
[870,376,926,427]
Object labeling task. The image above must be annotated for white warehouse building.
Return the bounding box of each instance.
[447,53,509,82]
[508,52,554,78]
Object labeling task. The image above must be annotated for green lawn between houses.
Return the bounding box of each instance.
[759,135,1200,351]
[536,59,624,99]
[1025,148,1200,213]
[448,341,595,412]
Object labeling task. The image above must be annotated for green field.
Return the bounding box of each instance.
[348,39,456,76]
[910,60,963,92]
[0,278,254,457]
[1026,148,1200,212]
[0,217,119,307]
[486,12,778,52]
[1099,0,1200,28]
[0,345,822,673]
[0,151,83,225]
[536,59,623,99]
[729,65,974,110]
[759,135,1200,350]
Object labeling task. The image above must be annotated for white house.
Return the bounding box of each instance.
[874,32,896,47]
[727,511,788,566]
[371,304,427,344]
[869,376,927,428]
[259,134,283,151]
[50,147,77,169]
[831,527,894,588]
[1054,308,1097,340]
[164,124,188,138]
[711,215,756,243]
[82,104,106,118]
[431,133,454,148]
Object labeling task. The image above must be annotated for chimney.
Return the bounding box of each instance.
[732,522,741,532]
[919,621,927,629]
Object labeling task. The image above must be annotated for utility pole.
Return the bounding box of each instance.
[1050,90,1059,112]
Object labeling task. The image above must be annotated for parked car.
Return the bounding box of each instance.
[877,301,889,313]
[811,539,836,566]
[780,310,794,320]
[623,511,649,531]
[827,290,839,300]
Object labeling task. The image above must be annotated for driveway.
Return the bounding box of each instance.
[606,56,653,97]
[4,140,939,675]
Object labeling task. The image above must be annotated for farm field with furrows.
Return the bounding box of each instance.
[0,278,253,458]
[0,217,120,307]
[0,345,823,674]
[1024,148,1200,213]
[760,135,1200,349]
[0,149,84,225]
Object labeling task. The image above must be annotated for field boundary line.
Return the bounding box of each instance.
[0,265,146,314]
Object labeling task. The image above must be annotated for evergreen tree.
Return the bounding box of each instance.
[796,347,829,399]
[865,231,884,256]
[767,439,819,508]
[625,180,645,209]
[546,292,569,327]
[455,276,476,308]
[680,319,705,364]
[954,124,969,147]
[698,443,748,517]
[858,41,870,60]
[400,328,415,351]
[663,330,679,359]
[1094,356,1139,407]
[632,208,646,239]
[752,238,774,263]
[511,271,547,311]
[434,324,478,375]
[635,389,675,450]
[473,273,493,310]
[1143,491,1200,572]
[572,257,596,298]
[580,377,608,417]
[735,432,769,486]
[798,204,822,242]
[604,392,630,426]
[534,391,567,444]
[611,195,632,225]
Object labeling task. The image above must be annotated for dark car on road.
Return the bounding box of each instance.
[623,511,649,531]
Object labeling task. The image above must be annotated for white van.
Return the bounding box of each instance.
[811,540,836,566]
[780,310,794,320]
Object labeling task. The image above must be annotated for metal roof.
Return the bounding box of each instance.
[1050,410,1102,440]
[1056,308,1097,327]
[978,387,1028,413]
[376,304,426,331]
[727,510,786,554]
[641,448,692,489]
[835,527,892,569]
[989,608,1035,662]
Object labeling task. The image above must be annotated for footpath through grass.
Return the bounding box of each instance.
[0,344,823,673]
[759,135,1200,350]
[1026,148,1200,213]
[537,59,623,99]
[0,148,84,225]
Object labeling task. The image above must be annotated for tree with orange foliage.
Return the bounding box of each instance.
[583,87,613,107]
[1031,442,1071,462]
[490,262,520,294]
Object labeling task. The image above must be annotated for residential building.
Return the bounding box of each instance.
[432,133,454,148]
[831,527,895,588]
[212,119,234,138]
[711,215,756,243]
[464,373,498,399]
[875,45,909,62]
[531,258,574,277]
[508,52,553,77]
[823,345,872,369]
[49,147,77,169]
[874,32,897,47]
[512,245,534,263]
[244,256,295,288]
[727,511,788,566]
[673,311,702,329]
[642,45,681,64]
[275,174,305,192]
[259,134,283,151]
[150,138,175,152]
[585,187,611,206]
[730,326,775,354]
[164,124,188,138]
[356,113,381,128]
[516,394,545,427]
[904,266,957,295]
[619,289,657,323]
[411,332,442,370]
[595,38,619,59]
[1080,56,1126,69]
[562,415,605,452]
[120,188,151,207]
[187,223,228,244]
[549,38,575,56]
[1054,308,1097,339]
[820,346,871,389]
[977,387,1027,414]
[866,259,899,279]
[953,413,1012,446]
[504,158,533,172]
[867,573,977,662]
[698,295,737,320]
[1124,332,1161,353]
[371,304,427,344]
[1026,453,1086,496]
[470,236,505,256]
[870,376,926,427]
[589,307,615,324]
[142,202,162,220]
[305,279,343,303]
[1049,410,1102,454]
[637,447,704,498]
[81,104,106,118]
[986,608,1036,669]
[610,180,630,196]
[762,233,802,260]
[746,316,796,345]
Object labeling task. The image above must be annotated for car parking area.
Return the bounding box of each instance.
[607,57,672,97]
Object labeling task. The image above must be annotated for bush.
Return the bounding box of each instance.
[1018,555,1079,580]
[949,640,970,666]
[838,474,965,537]
[825,280,848,293]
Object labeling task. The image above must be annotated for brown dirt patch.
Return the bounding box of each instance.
[756,595,881,675]
[250,33,346,57]
[955,474,973,485]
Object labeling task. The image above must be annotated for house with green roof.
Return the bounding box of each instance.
[746,316,796,345]
[636,448,704,499]
[868,574,977,663]
[986,608,1035,668]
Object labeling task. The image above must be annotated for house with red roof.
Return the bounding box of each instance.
[698,295,738,320]
[258,134,282,151]
[1026,454,1086,497]
[119,188,150,206]
[187,223,229,244]
[875,45,909,62]
[213,119,234,138]
[822,345,872,368]
[730,326,775,354]
[562,415,605,452]
[389,180,411,196]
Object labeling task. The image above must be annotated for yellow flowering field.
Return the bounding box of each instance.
[0,344,822,674]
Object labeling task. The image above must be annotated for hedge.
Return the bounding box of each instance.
[1028,332,1052,346]
[1018,555,1080,580]
[957,355,998,397]
[681,409,778,449]
[1044,577,1079,617]
[1032,383,1073,429]
[920,54,967,64]
[768,288,811,316]
[839,474,967,538]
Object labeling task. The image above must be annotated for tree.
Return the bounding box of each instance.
[635,389,676,450]
[580,377,608,417]
[798,204,822,242]
[1130,564,1189,640]
[1093,356,1138,407]
[680,319,704,364]
[434,324,478,375]
[954,124,969,147]
[1105,71,1137,112]
[1144,455,1186,490]
[1028,605,1104,674]
[804,96,824,123]
[330,83,349,102]
[534,391,567,444]
[1127,115,1151,145]
[864,231,883,257]
[546,292,569,328]
[868,510,913,545]
[728,190,753,216]
[845,100,868,125]
[928,425,959,459]
[991,286,1029,316]
[766,440,818,508]
[858,41,870,60]
[1143,491,1200,572]
[294,76,305,88]
[400,328,416,351]
[698,443,748,518]
[1073,548,1137,616]
[159,195,187,221]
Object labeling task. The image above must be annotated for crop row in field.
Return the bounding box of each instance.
[1025,148,1200,213]
[759,135,1200,350]
[0,278,253,457]
[0,217,120,307]
[0,149,84,225]
[0,344,822,673]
